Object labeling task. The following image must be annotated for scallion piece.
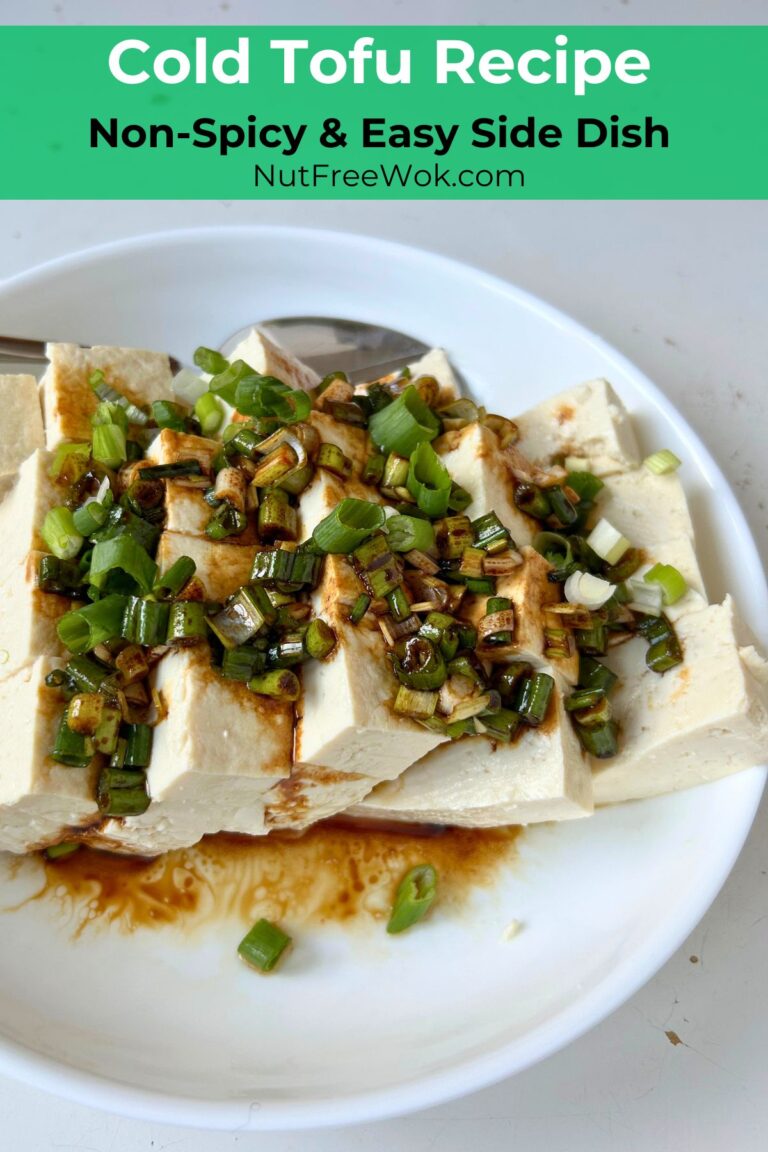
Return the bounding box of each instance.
[44,842,80,861]
[643,562,688,606]
[89,536,158,596]
[312,499,386,554]
[578,654,618,694]
[72,499,109,536]
[348,593,371,624]
[268,635,306,668]
[96,767,150,817]
[447,483,472,514]
[258,491,298,543]
[220,646,267,682]
[138,460,203,481]
[362,452,386,485]
[574,621,607,655]
[207,586,271,649]
[48,442,90,484]
[368,386,440,456]
[316,442,352,478]
[565,687,606,712]
[516,672,554,726]
[386,585,412,623]
[587,518,631,566]
[479,707,521,743]
[90,369,148,426]
[565,471,604,503]
[194,391,224,435]
[166,601,207,645]
[42,507,84,561]
[393,685,439,719]
[419,612,460,661]
[193,345,229,375]
[514,484,551,521]
[234,374,311,424]
[51,710,93,767]
[91,423,127,469]
[393,636,446,691]
[248,669,301,701]
[124,723,153,768]
[646,630,684,673]
[386,514,436,554]
[546,487,578,529]
[66,654,111,693]
[121,596,170,646]
[643,449,682,476]
[206,502,248,541]
[437,515,474,560]
[533,531,573,572]
[153,556,196,600]
[386,864,438,934]
[250,548,323,588]
[208,359,254,405]
[151,399,187,432]
[407,442,451,519]
[575,720,619,758]
[238,918,292,973]
[303,618,337,660]
[57,595,128,654]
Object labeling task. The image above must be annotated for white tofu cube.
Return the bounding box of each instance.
[228,328,320,393]
[438,422,536,546]
[0,450,60,585]
[0,374,44,479]
[0,552,72,682]
[155,532,256,603]
[515,379,640,476]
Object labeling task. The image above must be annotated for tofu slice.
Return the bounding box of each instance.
[0,374,44,479]
[163,481,258,545]
[97,647,292,854]
[0,450,60,585]
[595,470,695,550]
[515,379,640,476]
[228,328,320,393]
[265,472,444,831]
[592,596,768,805]
[41,343,173,448]
[352,681,592,826]
[309,411,369,474]
[145,428,218,475]
[0,552,72,682]
[0,657,100,853]
[437,422,537,546]
[407,348,462,406]
[155,532,256,602]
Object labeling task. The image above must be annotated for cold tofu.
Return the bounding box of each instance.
[41,343,173,448]
[145,428,218,476]
[353,682,592,826]
[155,532,256,602]
[228,328,320,393]
[98,647,292,854]
[164,481,258,544]
[309,411,369,474]
[0,658,100,853]
[0,552,72,682]
[438,422,537,546]
[515,379,640,476]
[0,374,44,478]
[595,470,696,550]
[593,596,768,805]
[407,348,462,405]
[0,450,59,584]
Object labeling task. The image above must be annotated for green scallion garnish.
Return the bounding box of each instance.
[407,442,451,519]
[57,595,129,654]
[194,391,224,435]
[42,507,84,561]
[91,423,128,468]
[643,449,682,475]
[312,499,386,554]
[166,601,208,645]
[50,710,93,767]
[96,767,151,817]
[248,669,301,701]
[643,562,688,606]
[386,514,436,554]
[238,918,292,972]
[88,536,158,596]
[303,619,337,660]
[386,864,438,934]
[121,596,170,646]
[516,672,554,726]
[193,345,229,376]
[153,556,196,600]
[369,385,440,456]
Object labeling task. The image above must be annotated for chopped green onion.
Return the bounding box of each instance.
[447,483,472,514]
[90,370,148,426]
[220,646,267,681]
[602,547,643,584]
[96,767,150,817]
[574,621,607,655]
[478,708,521,743]
[304,618,337,660]
[268,635,306,668]
[48,442,90,484]
[207,587,270,649]
[72,499,109,536]
[152,400,187,432]
[206,502,248,541]
[407,442,451,518]
[250,548,323,588]
[570,695,612,728]
[89,536,158,596]
[587,518,631,566]
[386,514,436,554]
[353,535,403,598]
[643,562,688,606]
[533,531,573,572]
[312,499,386,553]
[564,571,615,610]
[419,612,460,661]
[42,507,84,561]
[578,654,618,694]
[643,449,682,476]
[65,654,111,694]
[576,720,619,758]
[386,585,412,623]
[153,556,196,600]
[208,359,254,405]
[44,842,80,861]
[382,452,410,489]
[348,593,371,624]
[437,515,474,560]
[393,685,439,719]
[393,636,446,691]
[565,471,604,502]
[362,453,386,485]
[90,507,161,554]
[481,596,514,645]
[138,460,203,481]
[646,628,684,673]
[547,487,579,529]
[516,672,554,726]
[194,391,224,435]
[472,511,512,554]
[91,423,127,469]
[626,575,663,617]
[51,710,92,767]
[317,442,352,478]
[368,386,440,456]
[464,576,495,595]
[121,596,170,646]
[458,546,485,579]
[124,724,153,768]
[92,400,129,435]
[248,669,301,700]
[514,484,551,521]
[565,687,607,712]
[66,692,107,734]
[166,601,207,645]
[234,374,312,424]
[57,595,128,654]
[386,864,438,934]
[238,918,292,972]
[258,491,298,542]
[193,345,229,375]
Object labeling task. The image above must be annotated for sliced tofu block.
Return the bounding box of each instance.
[407,348,461,406]
[0,450,59,585]
[593,596,768,805]
[352,682,592,826]
[437,422,537,546]
[0,657,100,853]
[41,343,173,448]
[228,328,320,393]
[0,374,44,478]
[309,411,369,474]
[163,481,258,545]
[0,552,72,682]
[464,546,579,685]
[515,379,640,476]
[98,646,292,854]
[145,428,218,476]
[155,532,256,603]
[594,470,695,550]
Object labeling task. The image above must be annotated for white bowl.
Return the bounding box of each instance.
[0,227,764,1130]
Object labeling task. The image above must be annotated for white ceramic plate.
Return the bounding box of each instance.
[0,227,765,1131]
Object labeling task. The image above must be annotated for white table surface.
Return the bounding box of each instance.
[1,3,767,1150]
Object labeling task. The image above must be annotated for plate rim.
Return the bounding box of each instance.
[0,224,765,1130]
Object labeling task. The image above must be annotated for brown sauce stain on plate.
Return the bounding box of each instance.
[33,822,521,938]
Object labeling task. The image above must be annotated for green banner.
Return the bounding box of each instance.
[0,25,765,198]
